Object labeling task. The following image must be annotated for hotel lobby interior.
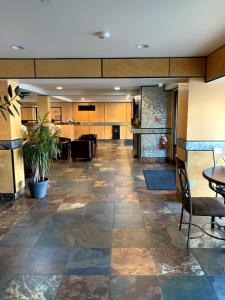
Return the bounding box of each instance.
[1,1,225,299]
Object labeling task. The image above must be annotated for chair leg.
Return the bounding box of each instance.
[187,213,192,249]
[179,206,184,231]
[211,216,215,229]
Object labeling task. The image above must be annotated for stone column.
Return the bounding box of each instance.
[0,80,25,200]
[37,95,51,123]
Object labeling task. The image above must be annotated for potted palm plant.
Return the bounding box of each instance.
[23,114,60,199]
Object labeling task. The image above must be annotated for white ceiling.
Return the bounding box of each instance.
[1,0,225,58]
[17,78,182,102]
[17,78,181,93]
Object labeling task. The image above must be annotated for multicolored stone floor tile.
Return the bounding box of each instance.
[208,275,225,300]
[55,276,110,300]
[0,228,10,240]
[0,226,44,247]
[0,275,62,300]
[0,141,223,299]
[112,228,149,248]
[159,276,218,300]
[78,224,112,248]
[147,227,186,248]
[64,246,111,275]
[192,248,225,275]
[110,276,163,300]
[18,247,70,275]
[0,247,31,275]
[35,222,79,247]
[113,212,144,228]
[111,248,156,275]
[152,248,204,276]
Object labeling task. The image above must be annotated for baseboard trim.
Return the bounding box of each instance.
[0,188,25,201]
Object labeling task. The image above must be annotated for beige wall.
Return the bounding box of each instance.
[187,151,215,197]
[0,80,22,140]
[37,96,51,122]
[187,78,225,140]
[177,83,188,140]
[72,103,89,122]
[0,80,25,195]
[176,78,225,196]
[89,103,105,122]
[105,103,127,122]
[52,102,73,122]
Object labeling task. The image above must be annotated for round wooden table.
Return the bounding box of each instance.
[203,166,225,198]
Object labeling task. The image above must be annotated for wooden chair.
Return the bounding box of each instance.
[177,157,225,248]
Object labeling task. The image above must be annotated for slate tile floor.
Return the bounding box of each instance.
[0,141,225,299]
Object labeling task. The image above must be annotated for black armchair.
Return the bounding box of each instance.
[79,134,97,156]
[71,140,93,161]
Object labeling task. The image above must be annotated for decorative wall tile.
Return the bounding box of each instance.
[177,138,225,151]
[141,87,171,129]
[141,87,172,158]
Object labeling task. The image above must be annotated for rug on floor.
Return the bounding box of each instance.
[143,169,176,190]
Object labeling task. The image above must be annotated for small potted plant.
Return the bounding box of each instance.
[23,114,60,199]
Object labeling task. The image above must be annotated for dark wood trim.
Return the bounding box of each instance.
[0,56,205,60]
[169,58,171,76]
[34,59,37,78]
[206,43,225,58]
[101,58,103,78]
[205,71,224,83]
[206,44,225,82]
[0,57,206,79]
[0,58,35,61]
[205,74,225,83]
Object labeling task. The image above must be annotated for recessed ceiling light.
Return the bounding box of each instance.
[96,31,111,39]
[56,86,63,90]
[81,98,85,101]
[114,86,120,91]
[41,0,55,4]
[136,44,149,49]
[10,44,24,50]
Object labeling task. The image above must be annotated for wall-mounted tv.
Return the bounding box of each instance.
[78,105,95,111]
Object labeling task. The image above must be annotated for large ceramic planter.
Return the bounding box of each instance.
[28,178,48,199]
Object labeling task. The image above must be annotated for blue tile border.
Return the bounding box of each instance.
[0,139,23,150]
[132,127,172,134]
[177,138,225,151]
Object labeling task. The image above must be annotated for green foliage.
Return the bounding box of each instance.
[23,114,61,183]
[0,85,30,121]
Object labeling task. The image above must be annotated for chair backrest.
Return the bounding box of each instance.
[176,157,192,212]
[213,147,225,166]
